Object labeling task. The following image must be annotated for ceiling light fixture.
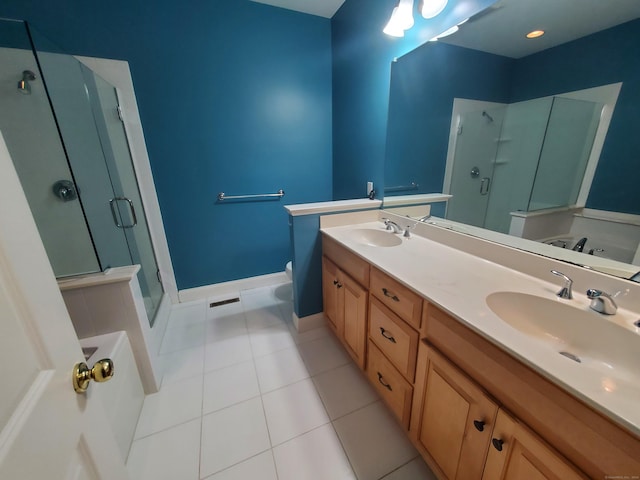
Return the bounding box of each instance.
[526,30,545,39]
[383,8,406,37]
[383,0,415,37]
[420,0,448,19]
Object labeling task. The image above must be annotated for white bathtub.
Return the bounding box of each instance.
[80,331,144,462]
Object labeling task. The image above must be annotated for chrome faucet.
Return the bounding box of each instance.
[572,237,588,252]
[586,289,618,315]
[550,270,573,299]
[382,218,403,234]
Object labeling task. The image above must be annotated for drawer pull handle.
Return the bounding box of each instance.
[377,372,392,391]
[473,420,485,432]
[492,438,504,452]
[379,327,397,343]
[382,288,400,302]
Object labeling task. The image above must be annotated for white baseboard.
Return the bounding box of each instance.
[178,272,289,303]
[293,312,327,333]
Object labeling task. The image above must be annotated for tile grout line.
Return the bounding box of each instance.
[198,307,207,480]
[247,294,281,480]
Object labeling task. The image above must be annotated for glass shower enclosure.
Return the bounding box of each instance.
[446,95,602,234]
[0,19,163,324]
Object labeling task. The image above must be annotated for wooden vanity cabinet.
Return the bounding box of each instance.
[483,409,586,480]
[322,237,369,369]
[410,344,498,480]
[320,235,640,479]
[421,302,640,479]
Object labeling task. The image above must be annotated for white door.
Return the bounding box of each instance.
[0,132,129,479]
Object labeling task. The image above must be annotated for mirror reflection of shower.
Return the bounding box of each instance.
[17,70,36,95]
[445,95,603,234]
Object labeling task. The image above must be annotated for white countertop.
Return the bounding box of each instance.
[321,219,640,436]
[57,265,140,291]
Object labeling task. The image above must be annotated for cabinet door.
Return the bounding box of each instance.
[341,272,368,369]
[322,256,342,336]
[413,345,498,480]
[483,409,587,480]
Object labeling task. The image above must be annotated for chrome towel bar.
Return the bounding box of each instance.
[384,182,419,193]
[217,189,285,202]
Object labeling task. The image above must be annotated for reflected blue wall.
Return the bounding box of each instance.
[386,43,512,193]
[0,1,333,289]
[331,0,497,200]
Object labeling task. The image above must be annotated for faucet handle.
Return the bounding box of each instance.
[403,224,414,238]
[586,289,618,315]
[551,270,573,299]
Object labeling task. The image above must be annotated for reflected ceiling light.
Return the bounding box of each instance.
[383,0,414,37]
[526,30,545,39]
[383,8,405,37]
[420,0,448,19]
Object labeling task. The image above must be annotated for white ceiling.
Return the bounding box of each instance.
[249,0,346,18]
[248,0,640,57]
[441,0,640,58]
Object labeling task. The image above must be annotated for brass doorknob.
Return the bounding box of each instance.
[73,358,114,393]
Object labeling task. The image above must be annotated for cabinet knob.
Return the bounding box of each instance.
[492,438,504,452]
[333,280,343,288]
[473,420,485,432]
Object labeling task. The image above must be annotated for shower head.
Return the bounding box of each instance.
[482,110,494,123]
[17,70,36,95]
[481,110,494,122]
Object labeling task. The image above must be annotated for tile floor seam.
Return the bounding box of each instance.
[200,450,276,480]
[198,342,206,480]
[252,348,277,450]
[132,412,203,442]
[375,455,422,480]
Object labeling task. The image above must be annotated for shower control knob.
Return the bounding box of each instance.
[72,358,115,393]
[53,180,78,202]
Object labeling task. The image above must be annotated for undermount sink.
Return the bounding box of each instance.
[348,228,402,247]
[486,291,640,389]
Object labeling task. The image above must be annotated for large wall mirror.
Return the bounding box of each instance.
[384,0,640,280]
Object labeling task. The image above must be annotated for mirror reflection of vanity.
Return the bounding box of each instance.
[384,0,640,279]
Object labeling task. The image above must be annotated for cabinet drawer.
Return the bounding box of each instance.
[322,235,370,287]
[370,267,422,329]
[366,341,413,429]
[369,297,419,382]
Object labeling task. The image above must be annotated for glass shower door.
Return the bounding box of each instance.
[446,107,504,227]
[31,43,163,324]
[81,65,164,323]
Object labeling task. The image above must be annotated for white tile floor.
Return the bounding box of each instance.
[126,282,437,480]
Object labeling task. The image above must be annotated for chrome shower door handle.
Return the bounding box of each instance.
[109,197,138,228]
[480,177,491,195]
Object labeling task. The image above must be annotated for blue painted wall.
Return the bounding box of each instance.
[331,0,497,200]
[511,19,640,215]
[0,0,333,290]
[385,43,512,193]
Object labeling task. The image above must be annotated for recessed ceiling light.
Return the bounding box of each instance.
[526,30,545,39]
